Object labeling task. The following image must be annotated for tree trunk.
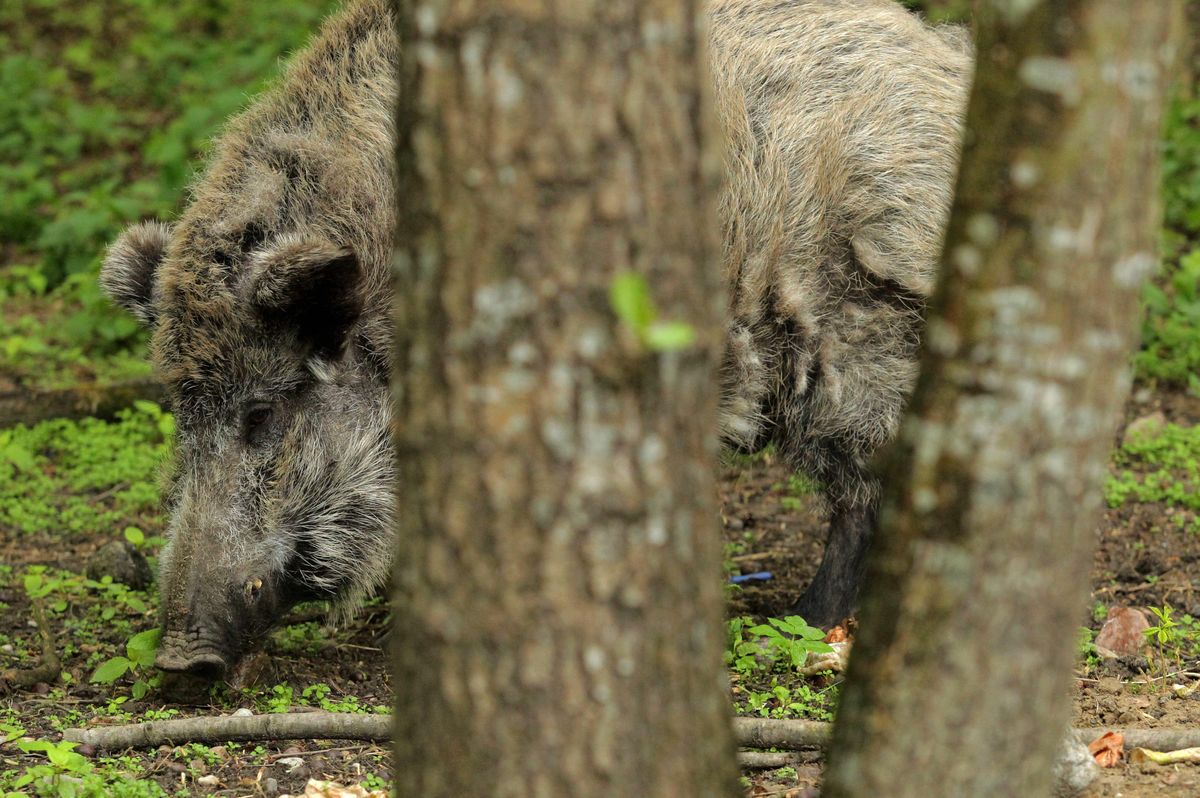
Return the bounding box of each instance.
[390,1,736,797]
[824,3,1182,797]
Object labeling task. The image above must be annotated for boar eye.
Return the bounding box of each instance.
[243,403,273,443]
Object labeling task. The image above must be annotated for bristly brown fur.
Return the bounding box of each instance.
[102,0,972,664]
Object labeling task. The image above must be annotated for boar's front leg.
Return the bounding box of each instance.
[789,496,878,629]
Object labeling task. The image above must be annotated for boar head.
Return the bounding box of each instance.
[101,221,393,680]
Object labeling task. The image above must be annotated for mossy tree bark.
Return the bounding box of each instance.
[390,1,736,796]
[824,2,1182,797]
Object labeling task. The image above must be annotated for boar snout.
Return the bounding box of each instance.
[155,626,231,679]
[156,573,280,681]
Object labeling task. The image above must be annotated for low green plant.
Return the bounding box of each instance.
[6,739,93,797]
[741,679,835,721]
[262,684,295,714]
[0,403,171,537]
[0,0,339,392]
[1162,91,1200,239]
[1076,626,1100,672]
[1134,248,1200,390]
[1105,421,1200,526]
[734,616,833,673]
[90,629,161,700]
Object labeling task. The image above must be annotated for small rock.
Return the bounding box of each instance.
[1122,412,1166,447]
[85,541,153,590]
[1116,708,1140,725]
[276,756,306,773]
[165,761,187,774]
[1095,607,1150,658]
[282,746,303,756]
[75,744,96,757]
[1053,739,1101,796]
[264,777,279,795]
[232,707,254,717]
[196,775,219,787]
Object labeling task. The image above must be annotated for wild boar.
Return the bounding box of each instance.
[101,0,970,677]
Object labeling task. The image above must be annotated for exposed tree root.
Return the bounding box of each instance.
[0,601,61,693]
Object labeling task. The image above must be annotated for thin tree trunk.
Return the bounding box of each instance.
[390,1,736,796]
[824,3,1182,797]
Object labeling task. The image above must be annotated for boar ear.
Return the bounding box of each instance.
[101,221,172,327]
[247,235,362,359]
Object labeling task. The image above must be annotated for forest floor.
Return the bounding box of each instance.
[2,387,1200,796]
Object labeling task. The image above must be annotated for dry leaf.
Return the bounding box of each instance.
[1087,731,1124,767]
[1130,747,1200,765]
[825,626,848,643]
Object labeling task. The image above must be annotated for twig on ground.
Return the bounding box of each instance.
[264,744,372,762]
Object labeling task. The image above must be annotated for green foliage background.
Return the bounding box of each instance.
[0,0,338,389]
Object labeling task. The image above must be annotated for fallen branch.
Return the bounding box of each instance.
[736,750,819,768]
[63,712,391,749]
[1071,728,1200,752]
[62,710,1200,759]
[0,378,164,427]
[732,718,830,749]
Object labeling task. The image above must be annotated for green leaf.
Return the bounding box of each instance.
[747,624,780,639]
[609,272,655,332]
[123,526,144,546]
[22,572,45,598]
[126,628,161,668]
[1,723,25,744]
[90,656,132,684]
[642,321,695,351]
[132,400,161,417]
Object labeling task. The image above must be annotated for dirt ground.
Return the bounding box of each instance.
[2,390,1200,796]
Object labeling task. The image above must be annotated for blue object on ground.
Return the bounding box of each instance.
[729,571,772,584]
